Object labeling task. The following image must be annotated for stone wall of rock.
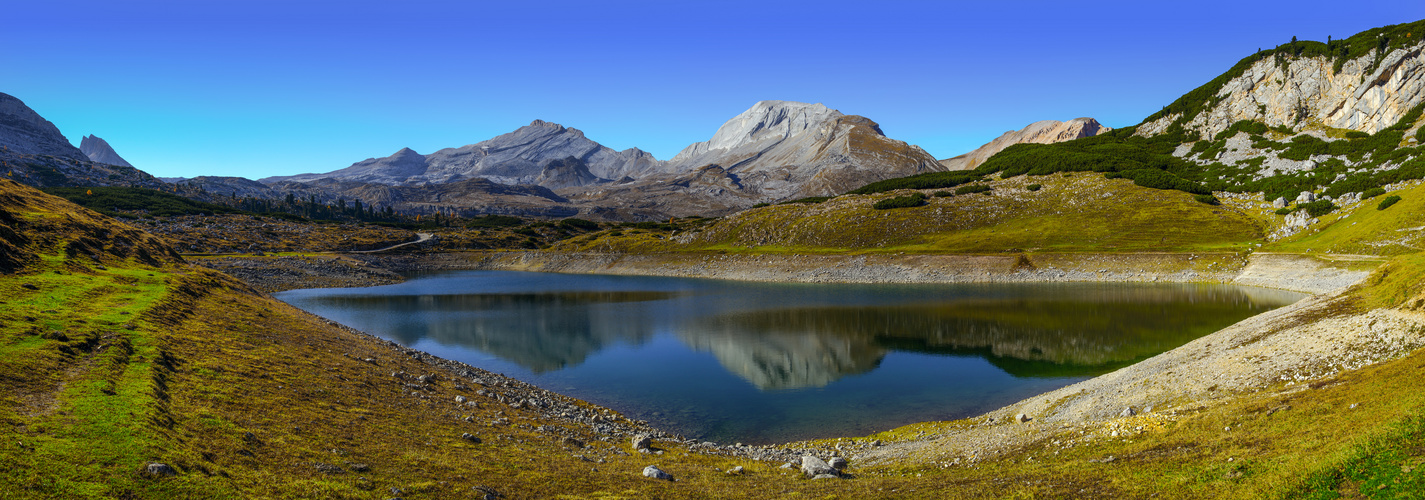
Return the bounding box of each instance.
[1139,43,1425,139]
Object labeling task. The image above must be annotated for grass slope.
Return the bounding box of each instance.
[559,174,1269,255]
[1268,181,1425,255]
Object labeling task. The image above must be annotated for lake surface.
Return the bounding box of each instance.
[274,270,1305,444]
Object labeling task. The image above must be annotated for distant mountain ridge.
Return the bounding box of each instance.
[263,120,662,189]
[940,118,1110,171]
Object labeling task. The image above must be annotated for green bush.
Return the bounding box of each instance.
[848,171,979,195]
[42,187,246,217]
[1275,207,1294,215]
[954,184,992,195]
[751,202,770,208]
[1362,187,1387,199]
[873,193,927,210]
[932,191,953,197]
[1379,195,1402,210]
[1026,184,1042,191]
[1194,194,1221,205]
[1300,199,1337,217]
[467,214,524,228]
[558,218,599,231]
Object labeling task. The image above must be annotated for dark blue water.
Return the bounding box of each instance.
[274,270,1303,443]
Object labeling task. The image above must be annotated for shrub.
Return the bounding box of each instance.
[1378,195,1402,210]
[1275,207,1294,215]
[751,203,770,208]
[558,218,599,231]
[848,171,980,195]
[954,184,992,195]
[932,191,953,197]
[1362,187,1387,199]
[1025,184,1042,191]
[1300,199,1337,217]
[1194,194,1221,205]
[873,193,927,210]
[467,215,524,228]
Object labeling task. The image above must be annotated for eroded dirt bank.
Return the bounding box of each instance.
[356,250,1374,295]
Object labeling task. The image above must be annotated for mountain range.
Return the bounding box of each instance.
[4,20,1424,223]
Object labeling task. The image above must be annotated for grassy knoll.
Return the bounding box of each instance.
[557,174,1271,255]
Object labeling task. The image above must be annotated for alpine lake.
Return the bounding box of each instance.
[275,270,1305,444]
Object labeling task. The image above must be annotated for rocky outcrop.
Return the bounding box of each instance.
[265,120,660,189]
[1139,42,1425,138]
[660,101,942,199]
[940,118,1110,171]
[0,92,87,161]
[79,135,133,167]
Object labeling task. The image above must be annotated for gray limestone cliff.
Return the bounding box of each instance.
[940,118,1110,171]
[1139,42,1425,139]
[79,135,133,167]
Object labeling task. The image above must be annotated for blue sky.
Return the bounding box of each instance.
[2,1,1421,179]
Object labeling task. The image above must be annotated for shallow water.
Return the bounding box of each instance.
[274,270,1304,444]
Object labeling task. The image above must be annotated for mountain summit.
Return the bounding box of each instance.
[79,135,134,167]
[661,100,941,198]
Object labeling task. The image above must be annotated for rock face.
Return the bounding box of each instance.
[265,120,660,189]
[1139,42,1425,139]
[939,118,1110,171]
[661,100,942,199]
[79,135,133,167]
[0,92,87,161]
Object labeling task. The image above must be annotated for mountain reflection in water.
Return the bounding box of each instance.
[287,275,1302,389]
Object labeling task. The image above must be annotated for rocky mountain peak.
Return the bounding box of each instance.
[940,118,1112,170]
[79,135,134,167]
[671,101,844,163]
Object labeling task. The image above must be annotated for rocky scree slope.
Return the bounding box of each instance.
[940,118,1110,171]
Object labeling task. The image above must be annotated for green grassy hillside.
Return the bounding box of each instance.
[556,174,1271,255]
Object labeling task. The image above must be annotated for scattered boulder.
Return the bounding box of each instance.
[461,433,482,444]
[1273,197,1288,208]
[828,457,848,470]
[144,462,177,477]
[800,456,838,477]
[1015,413,1031,423]
[642,465,674,481]
[1120,406,1137,418]
[455,395,467,404]
[1296,191,1316,204]
[812,473,840,480]
[726,465,745,475]
[632,435,651,451]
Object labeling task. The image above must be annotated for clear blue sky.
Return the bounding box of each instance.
[2,0,1421,179]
